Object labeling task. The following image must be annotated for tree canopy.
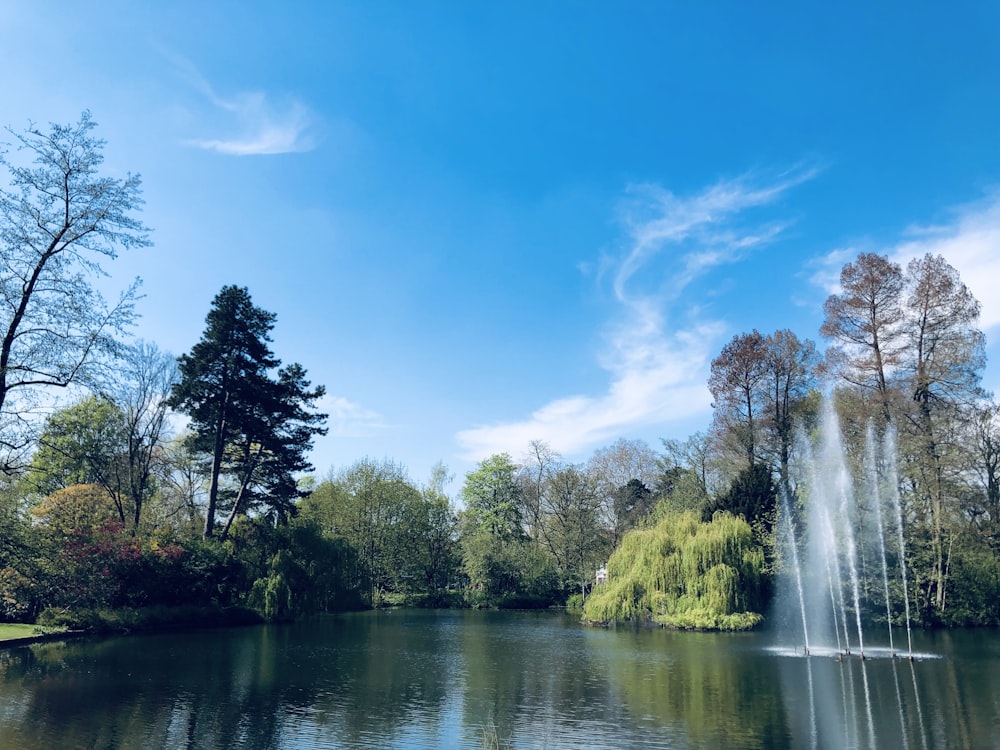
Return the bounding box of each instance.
[168,286,326,538]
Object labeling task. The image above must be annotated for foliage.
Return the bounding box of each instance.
[0,112,149,468]
[230,516,361,620]
[168,285,327,538]
[539,464,609,599]
[704,463,777,532]
[299,458,451,605]
[583,511,766,631]
[462,453,525,541]
[461,529,560,608]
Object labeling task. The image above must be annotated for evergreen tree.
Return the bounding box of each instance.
[168,286,326,538]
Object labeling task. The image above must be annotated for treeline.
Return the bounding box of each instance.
[1,114,998,632]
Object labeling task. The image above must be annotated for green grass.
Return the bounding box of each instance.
[0,623,67,642]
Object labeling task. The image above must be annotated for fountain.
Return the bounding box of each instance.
[771,397,931,749]
[777,398,918,661]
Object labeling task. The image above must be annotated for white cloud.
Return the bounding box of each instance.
[890,193,1000,333]
[456,168,815,462]
[166,51,315,156]
[191,94,314,156]
[319,394,387,437]
[807,192,1000,333]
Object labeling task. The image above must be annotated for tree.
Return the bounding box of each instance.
[518,440,560,542]
[657,433,714,514]
[762,329,819,493]
[820,252,905,423]
[901,253,985,614]
[704,462,777,532]
[539,465,608,600]
[111,341,178,530]
[301,458,420,603]
[413,463,460,595]
[460,453,559,606]
[26,395,129,520]
[611,478,655,533]
[904,253,985,410]
[462,453,524,541]
[709,331,769,468]
[587,438,659,544]
[168,286,326,538]
[0,112,149,468]
[583,511,766,630]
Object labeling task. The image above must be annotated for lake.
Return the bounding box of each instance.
[0,609,996,749]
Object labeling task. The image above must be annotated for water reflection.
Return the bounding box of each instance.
[0,611,997,749]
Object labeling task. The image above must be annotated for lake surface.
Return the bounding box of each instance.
[0,609,996,749]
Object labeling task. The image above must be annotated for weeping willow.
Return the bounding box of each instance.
[583,511,766,631]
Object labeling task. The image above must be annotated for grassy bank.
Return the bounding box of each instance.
[0,623,69,644]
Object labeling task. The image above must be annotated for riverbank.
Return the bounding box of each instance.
[0,623,75,647]
[0,605,264,649]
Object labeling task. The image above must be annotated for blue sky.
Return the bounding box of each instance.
[3,2,1000,488]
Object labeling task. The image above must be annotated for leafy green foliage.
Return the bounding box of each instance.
[462,454,524,541]
[583,511,766,630]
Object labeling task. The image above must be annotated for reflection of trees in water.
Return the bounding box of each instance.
[0,630,291,749]
[2,616,1000,748]
[0,615,461,748]
[601,628,788,748]
[458,610,659,747]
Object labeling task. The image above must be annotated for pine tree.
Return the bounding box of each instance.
[168,286,326,538]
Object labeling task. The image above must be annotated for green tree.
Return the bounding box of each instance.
[539,465,608,600]
[460,453,559,606]
[704,462,777,533]
[0,112,149,469]
[301,458,420,604]
[583,511,766,630]
[26,396,129,519]
[462,453,524,541]
[168,286,326,538]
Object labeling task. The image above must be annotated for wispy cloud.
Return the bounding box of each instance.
[808,191,1000,333]
[166,51,315,156]
[892,193,1000,333]
[319,394,387,438]
[456,168,816,462]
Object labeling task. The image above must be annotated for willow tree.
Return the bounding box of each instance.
[0,112,149,469]
[583,511,766,630]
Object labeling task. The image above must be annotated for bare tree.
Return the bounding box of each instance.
[708,330,769,468]
[108,341,178,530]
[587,437,659,544]
[518,439,561,542]
[820,252,905,424]
[0,112,149,468]
[763,329,819,493]
[902,253,985,613]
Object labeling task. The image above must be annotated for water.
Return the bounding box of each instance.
[0,610,997,749]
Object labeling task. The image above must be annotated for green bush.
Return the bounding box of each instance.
[565,593,584,610]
